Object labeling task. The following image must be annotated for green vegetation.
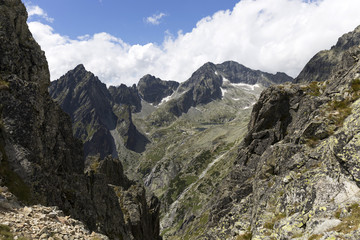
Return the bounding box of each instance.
[350,78,360,92]
[331,203,360,233]
[236,231,252,240]
[303,81,322,96]
[182,212,209,240]
[90,159,100,172]
[186,150,212,175]
[0,224,13,240]
[326,99,352,127]
[165,174,198,205]
[0,144,32,204]
[308,234,323,240]
[263,213,286,230]
[305,136,322,148]
[304,78,360,148]
[0,78,9,91]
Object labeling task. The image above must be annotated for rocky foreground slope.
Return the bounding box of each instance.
[0,1,160,239]
[181,25,360,239]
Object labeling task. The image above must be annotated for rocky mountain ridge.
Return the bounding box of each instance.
[184,25,360,239]
[0,1,160,239]
[49,57,291,165]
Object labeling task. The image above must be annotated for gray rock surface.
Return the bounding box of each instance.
[0,1,160,239]
[137,74,179,105]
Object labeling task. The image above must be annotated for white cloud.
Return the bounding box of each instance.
[26,4,54,23]
[28,0,360,86]
[146,13,166,25]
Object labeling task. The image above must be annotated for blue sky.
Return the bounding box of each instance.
[25,0,237,45]
[24,0,360,86]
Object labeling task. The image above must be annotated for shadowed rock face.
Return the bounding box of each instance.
[295,26,360,83]
[138,74,179,105]
[109,83,142,112]
[0,1,160,239]
[50,65,150,156]
[49,64,118,159]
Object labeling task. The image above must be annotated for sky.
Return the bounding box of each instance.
[24,0,360,86]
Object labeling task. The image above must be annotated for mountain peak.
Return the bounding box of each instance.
[74,64,86,71]
[295,25,360,83]
[137,74,179,105]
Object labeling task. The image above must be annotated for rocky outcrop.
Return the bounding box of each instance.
[0,187,108,240]
[109,84,142,112]
[137,74,179,105]
[0,0,49,93]
[197,25,360,239]
[0,1,160,239]
[295,25,360,83]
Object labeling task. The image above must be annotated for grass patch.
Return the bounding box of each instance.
[0,224,13,239]
[326,99,352,127]
[236,231,252,240]
[331,203,360,234]
[0,79,9,91]
[305,136,321,148]
[309,234,323,240]
[165,174,198,205]
[182,212,209,240]
[306,81,322,96]
[186,150,212,175]
[90,159,100,172]
[301,81,323,97]
[0,144,32,204]
[350,78,360,92]
[264,213,286,230]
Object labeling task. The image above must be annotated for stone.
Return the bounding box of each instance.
[0,1,160,239]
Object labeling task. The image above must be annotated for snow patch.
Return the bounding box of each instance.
[215,71,218,75]
[222,77,230,83]
[220,87,228,98]
[159,93,173,105]
[243,102,256,109]
[231,83,260,91]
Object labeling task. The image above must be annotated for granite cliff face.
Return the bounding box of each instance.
[0,1,160,239]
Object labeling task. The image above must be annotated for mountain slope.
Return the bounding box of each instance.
[128,62,291,239]
[49,65,150,157]
[49,64,118,158]
[137,74,179,105]
[295,26,360,83]
[109,83,142,112]
[177,24,360,240]
[146,61,292,126]
[0,1,160,239]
